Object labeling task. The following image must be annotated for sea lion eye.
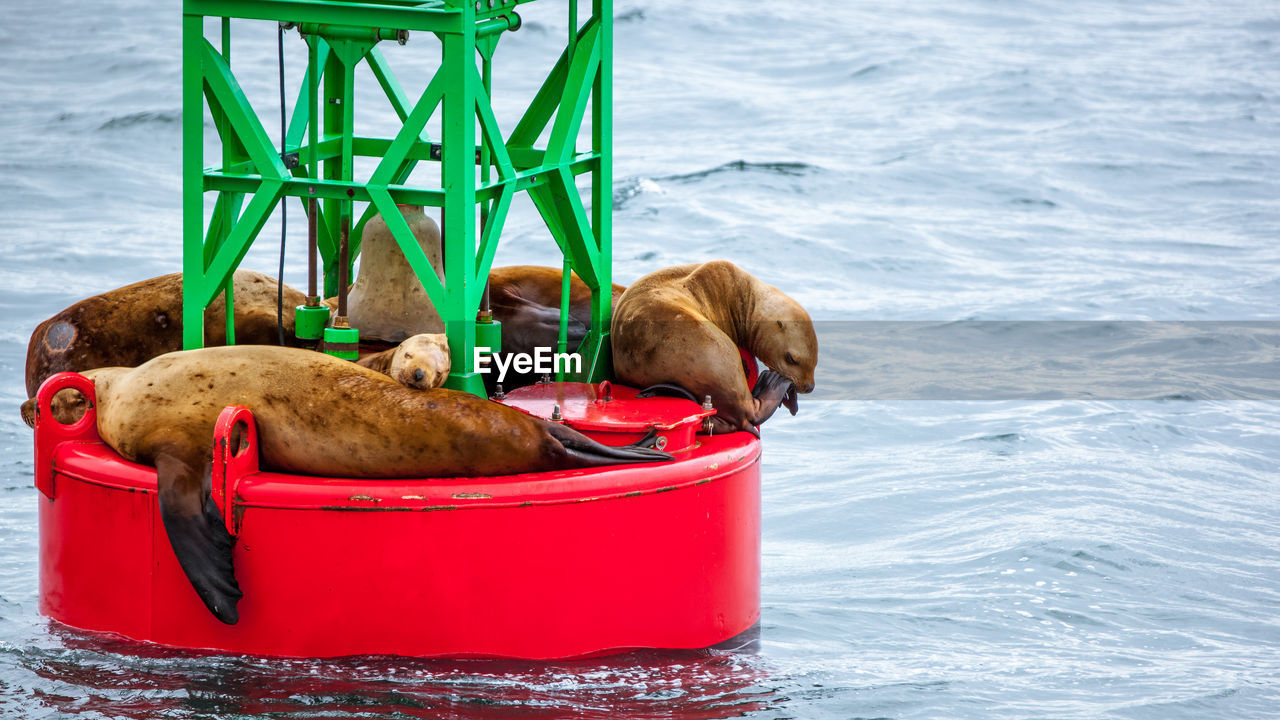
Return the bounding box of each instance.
[785,352,796,365]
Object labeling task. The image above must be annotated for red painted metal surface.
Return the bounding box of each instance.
[497,381,715,452]
[34,373,761,659]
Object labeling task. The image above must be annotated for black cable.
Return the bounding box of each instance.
[276,23,287,346]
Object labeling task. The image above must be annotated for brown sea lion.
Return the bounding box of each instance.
[354,333,451,390]
[22,334,453,429]
[486,265,627,390]
[25,271,304,397]
[611,261,818,435]
[25,346,671,624]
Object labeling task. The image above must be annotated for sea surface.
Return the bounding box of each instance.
[2,0,1279,717]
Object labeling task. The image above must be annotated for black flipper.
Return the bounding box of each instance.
[156,451,242,625]
[636,383,699,403]
[543,421,674,467]
[748,370,797,427]
[632,427,660,449]
[782,383,800,416]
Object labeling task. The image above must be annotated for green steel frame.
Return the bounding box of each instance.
[182,0,614,395]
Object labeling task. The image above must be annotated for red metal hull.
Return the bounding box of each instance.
[33,375,761,659]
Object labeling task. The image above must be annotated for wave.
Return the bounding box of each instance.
[97,110,180,131]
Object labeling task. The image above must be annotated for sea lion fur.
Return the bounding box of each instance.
[611,261,818,435]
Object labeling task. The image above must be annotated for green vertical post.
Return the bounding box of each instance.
[182,12,205,350]
[439,7,483,395]
[581,0,613,381]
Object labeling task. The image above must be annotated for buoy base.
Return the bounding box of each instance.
[33,376,761,660]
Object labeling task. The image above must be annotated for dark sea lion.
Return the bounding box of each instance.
[25,271,304,397]
[486,265,627,390]
[611,260,818,435]
[26,346,671,624]
[354,333,451,390]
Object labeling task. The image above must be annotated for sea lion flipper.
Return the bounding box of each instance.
[155,449,242,625]
[782,383,800,416]
[635,383,699,403]
[748,370,797,426]
[543,421,674,466]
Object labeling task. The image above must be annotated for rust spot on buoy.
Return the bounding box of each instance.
[349,494,380,502]
[452,492,492,499]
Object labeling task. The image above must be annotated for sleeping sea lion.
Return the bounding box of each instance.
[25,346,671,624]
[611,260,818,435]
[354,333,451,390]
[486,265,627,390]
[25,271,304,397]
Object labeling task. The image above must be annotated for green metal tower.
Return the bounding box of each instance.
[182,0,614,396]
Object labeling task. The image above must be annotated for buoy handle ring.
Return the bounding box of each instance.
[212,405,259,537]
[33,372,100,499]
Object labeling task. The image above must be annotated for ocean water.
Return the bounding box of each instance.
[2,0,1279,717]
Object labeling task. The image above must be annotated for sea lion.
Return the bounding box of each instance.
[25,346,671,624]
[611,260,818,435]
[346,204,445,342]
[25,271,304,397]
[486,265,627,390]
[354,333,451,390]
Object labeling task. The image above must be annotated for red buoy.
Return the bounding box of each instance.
[33,373,761,659]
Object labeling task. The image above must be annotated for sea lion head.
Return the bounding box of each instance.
[388,333,451,390]
[753,289,818,394]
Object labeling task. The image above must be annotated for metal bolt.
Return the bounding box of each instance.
[397,29,409,45]
[702,395,714,410]
[550,404,562,422]
[475,1,482,10]
[654,435,668,451]
[492,383,506,400]
[540,373,551,384]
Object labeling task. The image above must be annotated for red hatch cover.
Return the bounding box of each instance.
[496,382,714,453]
